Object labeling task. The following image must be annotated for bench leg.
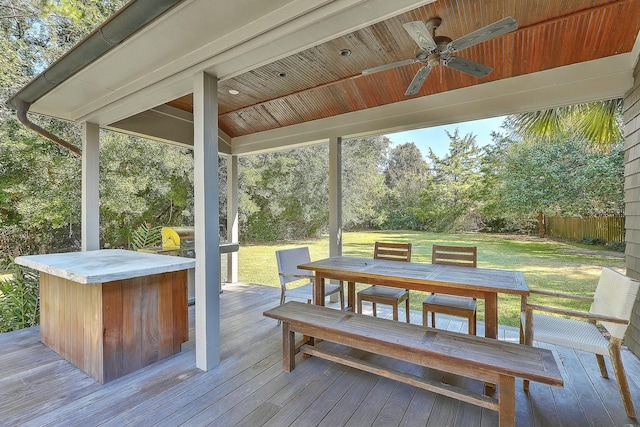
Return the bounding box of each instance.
[498,375,516,427]
[283,322,295,372]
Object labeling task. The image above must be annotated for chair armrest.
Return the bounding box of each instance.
[528,289,593,302]
[525,303,629,325]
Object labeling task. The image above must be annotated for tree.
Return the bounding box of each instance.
[238,146,329,241]
[0,1,200,256]
[342,136,390,230]
[496,137,624,220]
[382,142,429,229]
[99,132,195,247]
[416,129,483,231]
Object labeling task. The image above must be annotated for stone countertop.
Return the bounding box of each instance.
[15,249,196,284]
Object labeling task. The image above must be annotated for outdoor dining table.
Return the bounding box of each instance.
[298,256,529,339]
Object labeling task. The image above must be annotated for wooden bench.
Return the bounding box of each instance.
[264,301,563,427]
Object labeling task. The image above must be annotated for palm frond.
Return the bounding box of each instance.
[571,99,623,151]
[507,108,569,142]
[131,224,162,250]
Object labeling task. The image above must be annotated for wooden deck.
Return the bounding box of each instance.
[1,283,639,426]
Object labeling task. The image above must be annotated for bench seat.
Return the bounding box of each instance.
[264,301,563,427]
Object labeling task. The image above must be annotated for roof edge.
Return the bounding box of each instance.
[6,0,184,111]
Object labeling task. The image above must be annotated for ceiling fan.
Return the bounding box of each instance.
[362,17,518,96]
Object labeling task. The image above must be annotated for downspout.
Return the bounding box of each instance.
[14,99,81,155]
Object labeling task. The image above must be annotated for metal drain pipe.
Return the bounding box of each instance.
[15,99,81,155]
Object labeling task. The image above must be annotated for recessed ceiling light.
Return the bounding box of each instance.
[277,72,287,78]
[228,89,240,95]
[339,49,351,56]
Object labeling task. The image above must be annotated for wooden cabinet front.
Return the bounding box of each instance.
[39,270,188,383]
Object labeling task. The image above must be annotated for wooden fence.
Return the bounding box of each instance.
[545,216,625,243]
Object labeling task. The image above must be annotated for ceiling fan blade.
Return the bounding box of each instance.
[405,66,431,96]
[362,58,416,75]
[447,17,517,52]
[444,56,493,78]
[402,21,437,52]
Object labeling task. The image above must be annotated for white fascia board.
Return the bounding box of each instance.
[66,0,436,126]
[632,26,640,70]
[231,54,635,155]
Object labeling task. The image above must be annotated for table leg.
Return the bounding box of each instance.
[314,274,325,306]
[347,281,356,312]
[484,293,498,339]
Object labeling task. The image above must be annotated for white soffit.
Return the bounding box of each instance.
[29,0,436,125]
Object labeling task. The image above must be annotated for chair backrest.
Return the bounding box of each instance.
[275,247,312,287]
[432,245,477,268]
[374,242,412,262]
[591,267,640,339]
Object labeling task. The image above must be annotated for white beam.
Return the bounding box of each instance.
[227,155,239,283]
[193,71,221,371]
[81,122,100,251]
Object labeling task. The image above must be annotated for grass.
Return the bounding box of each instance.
[238,231,625,327]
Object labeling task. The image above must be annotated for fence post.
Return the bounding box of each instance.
[538,211,545,238]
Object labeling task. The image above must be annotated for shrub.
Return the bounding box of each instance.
[608,241,626,252]
[0,260,39,333]
[576,237,606,246]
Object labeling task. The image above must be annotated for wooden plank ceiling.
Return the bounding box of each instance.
[165,0,640,138]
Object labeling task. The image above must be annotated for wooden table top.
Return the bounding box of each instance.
[298,256,529,296]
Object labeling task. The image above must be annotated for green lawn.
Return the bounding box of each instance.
[238,231,625,327]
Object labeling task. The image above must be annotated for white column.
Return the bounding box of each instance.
[329,137,343,301]
[193,71,221,371]
[329,136,343,258]
[81,122,100,251]
[227,154,239,283]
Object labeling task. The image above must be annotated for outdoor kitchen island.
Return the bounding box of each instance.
[15,249,195,383]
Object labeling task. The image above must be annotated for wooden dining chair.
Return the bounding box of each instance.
[275,247,344,308]
[423,245,477,334]
[357,242,411,322]
[520,267,640,419]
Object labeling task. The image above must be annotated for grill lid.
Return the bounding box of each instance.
[162,226,194,249]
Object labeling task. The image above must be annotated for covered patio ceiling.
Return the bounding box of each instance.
[8,0,640,155]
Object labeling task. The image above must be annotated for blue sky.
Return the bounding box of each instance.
[385,116,506,158]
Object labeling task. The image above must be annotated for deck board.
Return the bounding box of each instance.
[0,283,639,426]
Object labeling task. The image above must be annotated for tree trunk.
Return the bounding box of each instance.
[538,211,545,238]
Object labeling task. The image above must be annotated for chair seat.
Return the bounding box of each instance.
[423,294,476,311]
[358,285,408,300]
[521,312,609,355]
